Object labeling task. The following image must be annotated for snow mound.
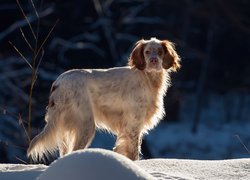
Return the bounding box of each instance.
[37,148,154,180]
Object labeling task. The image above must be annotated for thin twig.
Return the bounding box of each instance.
[9,41,33,69]
[27,0,41,145]
[19,27,34,52]
[30,0,39,18]
[18,113,29,140]
[16,0,37,40]
[35,48,45,78]
[16,156,28,164]
[33,19,59,61]
[234,135,250,155]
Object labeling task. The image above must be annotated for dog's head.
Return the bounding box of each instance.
[128,38,181,72]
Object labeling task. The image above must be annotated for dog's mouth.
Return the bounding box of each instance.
[150,61,158,66]
[147,61,162,72]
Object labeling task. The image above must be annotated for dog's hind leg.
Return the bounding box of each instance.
[58,135,70,156]
[58,103,96,155]
[72,116,96,151]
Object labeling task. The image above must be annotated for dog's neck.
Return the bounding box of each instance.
[144,70,169,93]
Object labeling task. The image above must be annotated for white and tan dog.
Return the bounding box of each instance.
[27,38,181,161]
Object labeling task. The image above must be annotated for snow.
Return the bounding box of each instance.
[137,158,250,180]
[37,149,153,180]
[0,164,46,180]
[0,149,249,180]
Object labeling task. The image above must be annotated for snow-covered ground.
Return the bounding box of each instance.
[137,158,250,180]
[0,164,46,180]
[0,149,249,180]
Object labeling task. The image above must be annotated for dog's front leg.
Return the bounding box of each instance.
[113,130,142,160]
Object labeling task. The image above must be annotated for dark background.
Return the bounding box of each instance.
[0,0,249,163]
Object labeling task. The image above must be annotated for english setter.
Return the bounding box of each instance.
[28,37,181,161]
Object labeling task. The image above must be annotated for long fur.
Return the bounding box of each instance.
[27,37,181,161]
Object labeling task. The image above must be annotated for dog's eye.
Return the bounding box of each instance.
[145,50,150,55]
[158,50,163,56]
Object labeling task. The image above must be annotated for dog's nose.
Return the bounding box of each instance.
[150,58,158,64]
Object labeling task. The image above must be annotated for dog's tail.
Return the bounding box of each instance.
[27,123,58,161]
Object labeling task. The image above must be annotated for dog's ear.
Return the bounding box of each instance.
[128,40,146,70]
[161,40,181,72]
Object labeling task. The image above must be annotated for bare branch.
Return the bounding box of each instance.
[234,135,250,154]
[15,156,28,164]
[33,19,59,62]
[18,113,29,143]
[30,0,39,18]
[16,0,37,40]
[35,48,45,78]
[9,41,33,69]
[19,27,34,52]
[0,6,53,41]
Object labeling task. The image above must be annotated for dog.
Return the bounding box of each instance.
[27,37,181,161]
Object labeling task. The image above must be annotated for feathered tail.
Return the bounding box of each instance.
[27,123,58,161]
